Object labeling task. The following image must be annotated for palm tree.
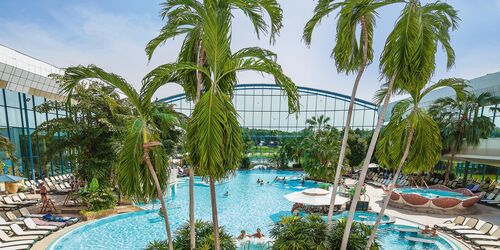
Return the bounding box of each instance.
[59,65,181,250]
[0,136,17,174]
[303,0,399,226]
[146,1,284,247]
[429,92,499,184]
[340,1,459,249]
[365,78,466,248]
[144,2,299,248]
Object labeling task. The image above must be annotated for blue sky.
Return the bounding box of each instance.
[1,0,499,101]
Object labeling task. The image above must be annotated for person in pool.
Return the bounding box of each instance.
[251,228,264,238]
[421,225,432,234]
[238,230,247,239]
[224,191,229,197]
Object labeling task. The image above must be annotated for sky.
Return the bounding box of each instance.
[1,0,499,102]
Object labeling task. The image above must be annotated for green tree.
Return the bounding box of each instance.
[146,0,285,247]
[59,65,181,250]
[429,92,499,184]
[326,219,380,250]
[34,82,129,185]
[346,130,368,170]
[145,1,299,248]
[303,0,399,227]
[343,1,459,248]
[0,136,17,175]
[366,78,466,248]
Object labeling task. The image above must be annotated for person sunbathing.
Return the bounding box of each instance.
[237,230,247,239]
[250,228,265,238]
[421,225,432,234]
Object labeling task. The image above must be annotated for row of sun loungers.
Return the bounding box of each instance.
[0,209,78,249]
[0,194,39,211]
[435,216,500,249]
[23,174,73,194]
[479,189,500,208]
[365,172,409,187]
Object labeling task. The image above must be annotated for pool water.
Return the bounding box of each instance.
[378,225,458,250]
[396,188,470,200]
[51,170,456,250]
[331,211,393,225]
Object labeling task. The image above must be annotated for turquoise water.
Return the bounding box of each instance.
[396,188,470,200]
[51,170,456,249]
[331,211,392,224]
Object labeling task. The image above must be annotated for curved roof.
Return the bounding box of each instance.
[159,83,378,110]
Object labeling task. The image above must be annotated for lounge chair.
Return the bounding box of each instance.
[0,201,17,211]
[19,208,44,218]
[485,195,500,205]
[472,240,500,248]
[454,222,493,237]
[481,193,498,203]
[3,197,29,207]
[435,216,466,229]
[441,217,478,231]
[23,218,59,231]
[0,230,40,241]
[467,227,500,241]
[17,193,38,202]
[10,224,50,236]
[11,196,37,206]
[0,216,23,225]
[0,243,32,250]
[0,239,34,248]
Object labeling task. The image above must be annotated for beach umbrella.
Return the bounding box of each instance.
[285,188,349,206]
[0,174,25,183]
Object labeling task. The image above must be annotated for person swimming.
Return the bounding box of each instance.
[421,225,432,234]
[237,230,247,239]
[250,228,265,239]
[224,191,229,197]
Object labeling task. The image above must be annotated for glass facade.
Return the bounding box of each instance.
[162,84,378,165]
[0,88,71,179]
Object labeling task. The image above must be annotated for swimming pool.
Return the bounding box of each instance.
[50,170,457,249]
[395,188,470,200]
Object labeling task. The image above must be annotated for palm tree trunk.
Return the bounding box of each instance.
[366,127,415,249]
[340,72,397,250]
[444,141,456,184]
[143,146,174,250]
[189,45,206,250]
[209,176,220,250]
[327,15,369,227]
[463,161,470,186]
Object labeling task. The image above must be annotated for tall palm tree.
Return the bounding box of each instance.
[429,92,499,184]
[365,78,466,248]
[146,1,284,247]
[144,2,299,248]
[59,65,181,250]
[340,1,459,249]
[303,0,399,226]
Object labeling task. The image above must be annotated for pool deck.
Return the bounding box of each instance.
[364,180,500,249]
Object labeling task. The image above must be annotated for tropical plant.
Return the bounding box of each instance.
[144,1,300,248]
[270,214,328,250]
[344,1,459,248]
[429,92,499,184]
[146,0,287,248]
[0,136,17,175]
[346,130,368,170]
[301,117,341,181]
[303,0,399,227]
[366,78,466,247]
[326,218,379,250]
[58,65,181,249]
[79,178,117,212]
[34,81,130,185]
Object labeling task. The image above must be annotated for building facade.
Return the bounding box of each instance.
[0,45,70,179]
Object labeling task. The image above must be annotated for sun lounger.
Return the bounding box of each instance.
[3,197,29,207]
[466,228,500,241]
[23,218,59,231]
[0,202,18,211]
[0,230,40,241]
[0,216,23,225]
[10,224,50,236]
[0,244,32,250]
[11,196,37,206]
[454,222,493,236]
[0,239,35,248]
[442,218,478,231]
[473,240,500,248]
[17,193,38,202]
[435,216,466,229]
[19,208,45,218]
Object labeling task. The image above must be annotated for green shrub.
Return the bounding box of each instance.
[79,178,117,212]
[326,218,380,250]
[318,183,331,190]
[270,214,328,250]
[146,220,236,250]
[240,156,251,169]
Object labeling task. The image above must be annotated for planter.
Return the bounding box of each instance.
[5,182,19,194]
[81,208,117,221]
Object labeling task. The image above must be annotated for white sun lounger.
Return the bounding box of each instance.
[0,244,31,250]
[23,218,59,231]
[435,216,466,229]
[454,222,493,236]
[473,240,500,248]
[0,239,35,247]
[10,224,50,236]
[467,228,500,241]
[442,218,478,231]
[0,230,40,241]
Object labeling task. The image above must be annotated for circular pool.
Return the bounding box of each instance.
[50,171,458,249]
[389,185,482,213]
